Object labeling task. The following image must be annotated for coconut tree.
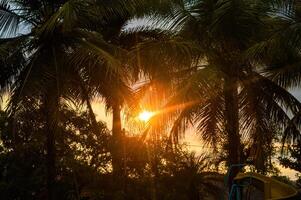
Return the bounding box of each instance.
[137,0,301,182]
[246,0,301,144]
[0,0,143,198]
[75,0,195,179]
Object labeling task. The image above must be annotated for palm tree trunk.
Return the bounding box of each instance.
[111,101,126,199]
[224,74,241,190]
[44,91,59,200]
[46,117,55,200]
[224,75,241,165]
[112,102,123,177]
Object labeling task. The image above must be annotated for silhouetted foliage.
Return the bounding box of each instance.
[0,101,111,199]
[279,140,301,173]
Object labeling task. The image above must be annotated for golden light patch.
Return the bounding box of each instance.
[138,111,154,122]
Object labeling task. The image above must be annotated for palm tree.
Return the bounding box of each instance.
[246,1,301,144]
[0,0,142,198]
[137,0,301,180]
[77,0,194,179]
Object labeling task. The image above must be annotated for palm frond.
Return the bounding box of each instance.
[157,66,224,144]
[0,0,20,37]
[37,0,89,37]
[242,72,301,115]
[0,36,32,110]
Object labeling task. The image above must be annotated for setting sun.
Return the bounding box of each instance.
[138,111,154,122]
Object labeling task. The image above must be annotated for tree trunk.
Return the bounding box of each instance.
[224,73,241,190]
[44,91,59,200]
[111,102,124,177]
[46,118,55,200]
[111,102,126,199]
[224,75,240,165]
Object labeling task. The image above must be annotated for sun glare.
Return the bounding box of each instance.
[138,111,154,122]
